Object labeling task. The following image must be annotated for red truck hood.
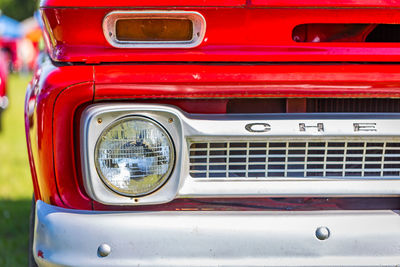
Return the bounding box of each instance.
[40,0,400,8]
[40,0,400,63]
[40,0,245,7]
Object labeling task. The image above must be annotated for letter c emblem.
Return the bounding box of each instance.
[245,123,271,133]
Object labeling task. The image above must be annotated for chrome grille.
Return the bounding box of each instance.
[189,140,400,179]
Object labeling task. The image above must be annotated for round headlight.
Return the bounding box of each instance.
[95,116,175,197]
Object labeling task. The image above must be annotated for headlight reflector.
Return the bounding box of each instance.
[95,116,174,197]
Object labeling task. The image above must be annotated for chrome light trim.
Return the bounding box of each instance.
[81,104,400,205]
[81,105,184,205]
[103,10,206,48]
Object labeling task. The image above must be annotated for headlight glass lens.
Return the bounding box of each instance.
[95,117,174,197]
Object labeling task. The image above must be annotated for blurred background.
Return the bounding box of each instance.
[0,0,41,265]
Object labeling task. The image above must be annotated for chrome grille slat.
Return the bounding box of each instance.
[189,139,400,179]
[342,142,347,177]
[206,142,210,179]
[361,142,367,177]
[381,142,387,177]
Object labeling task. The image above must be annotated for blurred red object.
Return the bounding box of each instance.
[0,49,8,130]
[20,16,42,72]
[0,37,19,72]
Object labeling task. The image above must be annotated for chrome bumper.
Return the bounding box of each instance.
[34,200,400,267]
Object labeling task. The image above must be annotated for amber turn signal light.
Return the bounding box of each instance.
[116,19,193,42]
[103,11,206,48]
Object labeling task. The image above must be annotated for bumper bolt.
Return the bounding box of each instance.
[98,243,111,257]
[315,226,330,240]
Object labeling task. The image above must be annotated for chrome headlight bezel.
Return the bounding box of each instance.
[94,116,176,197]
[81,104,183,205]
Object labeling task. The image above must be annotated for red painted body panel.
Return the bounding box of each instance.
[24,60,93,206]
[251,0,400,7]
[40,0,245,7]
[92,197,400,211]
[40,0,400,8]
[27,1,400,210]
[94,64,400,99]
[23,61,400,210]
[41,7,400,63]
[53,83,93,209]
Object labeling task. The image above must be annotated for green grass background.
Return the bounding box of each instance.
[0,74,33,266]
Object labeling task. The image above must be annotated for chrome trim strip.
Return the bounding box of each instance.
[34,200,400,267]
[179,179,400,197]
[103,11,206,49]
[81,104,400,205]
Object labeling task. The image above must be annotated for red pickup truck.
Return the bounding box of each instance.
[26,0,400,266]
